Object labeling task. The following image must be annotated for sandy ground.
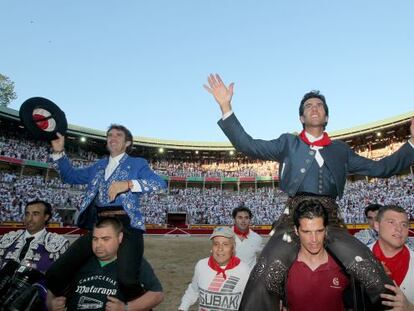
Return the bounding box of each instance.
[144,235,272,310]
[144,235,212,311]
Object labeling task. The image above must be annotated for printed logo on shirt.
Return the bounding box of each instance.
[199,275,242,311]
[69,272,120,310]
[330,277,342,289]
[77,296,103,310]
[75,285,117,296]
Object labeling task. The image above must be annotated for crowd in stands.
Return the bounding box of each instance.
[0,135,98,168]
[354,138,406,160]
[0,133,409,178]
[339,175,414,224]
[1,133,414,226]
[0,172,81,224]
[0,135,50,162]
[151,159,278,177]
[141,187,286,225]
[1,169,413,226]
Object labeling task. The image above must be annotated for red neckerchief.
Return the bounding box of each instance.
[299,130,332,147]
[234,226,249,239]
[372,241,410,286]
[208,255,241,279]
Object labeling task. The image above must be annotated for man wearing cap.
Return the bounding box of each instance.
[232,206,263,270]
[178,226,250,311]
[204,74,414,310]
[46,124,166,303]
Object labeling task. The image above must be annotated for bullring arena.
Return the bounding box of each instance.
[1,105,414,310]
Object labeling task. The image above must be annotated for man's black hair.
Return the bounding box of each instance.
[299,90,329,129]
[364,203,382,218]
[25,200,53,224]
[232,205,253,219]
[94,217,124,235]
[293,199,328,229]
[106,124,133,154]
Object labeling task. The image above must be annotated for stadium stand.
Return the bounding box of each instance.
[0,105,414,227]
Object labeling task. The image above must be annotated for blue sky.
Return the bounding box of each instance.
[1,1,414,142]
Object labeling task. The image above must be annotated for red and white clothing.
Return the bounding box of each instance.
[286,253,349,311]
[178,257,250,311]
[369,242,414,302]
[234,228,263,270]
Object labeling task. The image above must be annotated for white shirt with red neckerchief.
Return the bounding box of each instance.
[178,257,250,311]
[368,243,414,303]
[234,229,263,270]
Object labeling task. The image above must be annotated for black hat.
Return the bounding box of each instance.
[19,97,68,141]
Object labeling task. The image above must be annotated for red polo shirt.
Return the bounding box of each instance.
[287,253,349,311]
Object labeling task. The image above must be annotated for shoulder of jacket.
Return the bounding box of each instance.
[44,232,69,253]
[0,230,24,249]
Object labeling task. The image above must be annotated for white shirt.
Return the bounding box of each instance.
[235,229,263,270]
[24,228,46,241]
[105,153,124,180]
[400,247,414,303]
[105,153,142,192]
[178,257,250,311]
[368,243,414,303]
[304,132,325,167]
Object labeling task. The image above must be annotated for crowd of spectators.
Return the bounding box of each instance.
[0,135,50,162]
[0,172,82,224]
[3,169,413,227]
[151,159,279,177]
[354,138,406,160]
[339,175,414,224]
[1,133,410,178]
[0,135,97,168]
[141,187,286,225]
[1,132,414,226]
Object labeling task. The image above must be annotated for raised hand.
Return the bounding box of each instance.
[203,73,234,115]
[51,132,65,153]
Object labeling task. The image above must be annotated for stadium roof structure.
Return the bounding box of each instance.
[1,105,414,151]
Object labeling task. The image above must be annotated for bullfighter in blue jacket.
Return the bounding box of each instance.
[45,124,166,304]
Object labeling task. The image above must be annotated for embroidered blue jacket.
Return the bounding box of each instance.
[53,154,166,230]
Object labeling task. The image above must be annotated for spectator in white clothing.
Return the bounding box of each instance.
[178,226,250,311]
[369,205,414,309]
[232,205,263,270]
[354,203,382,245]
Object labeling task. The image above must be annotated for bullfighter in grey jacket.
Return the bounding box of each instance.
[204,73,414,310]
